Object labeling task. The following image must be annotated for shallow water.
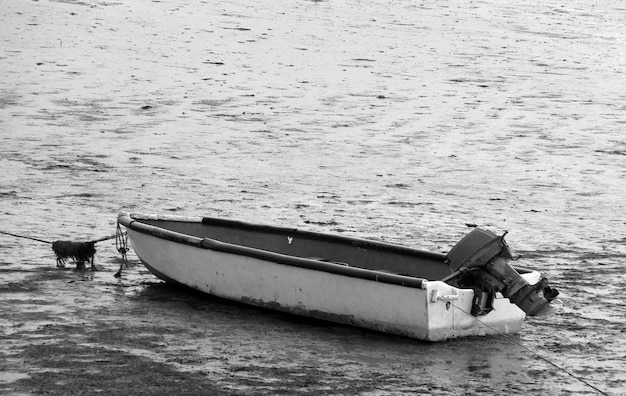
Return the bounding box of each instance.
[1,0,625,394]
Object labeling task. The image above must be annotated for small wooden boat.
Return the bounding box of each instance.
[117,213,558,341]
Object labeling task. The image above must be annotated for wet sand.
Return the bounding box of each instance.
[1,0,625,394]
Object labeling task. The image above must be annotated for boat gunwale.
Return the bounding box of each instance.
[118,212,436,288]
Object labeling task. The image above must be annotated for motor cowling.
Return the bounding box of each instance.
[445,228,559,316]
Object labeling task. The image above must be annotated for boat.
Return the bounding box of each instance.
[116,213,558,341]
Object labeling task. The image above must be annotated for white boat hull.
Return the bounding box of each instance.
[127,228,534,341]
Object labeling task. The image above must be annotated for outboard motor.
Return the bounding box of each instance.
[445,228,558,316]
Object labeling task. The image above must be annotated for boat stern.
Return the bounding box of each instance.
[444,228,559,316]
[420,280,527,341]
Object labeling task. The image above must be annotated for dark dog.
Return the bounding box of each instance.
[52,241,96,270]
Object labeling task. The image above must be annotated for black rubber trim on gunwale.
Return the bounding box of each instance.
[118,214,427,289]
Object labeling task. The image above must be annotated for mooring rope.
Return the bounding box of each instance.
[0,230,118,245]
[91,234,120,243]
[114,222,129,278]
[0,230,52,244]
[0,229,126,274]
[450,301,609,396]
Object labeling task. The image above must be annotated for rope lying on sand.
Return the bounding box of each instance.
[449,301,609,396]
[0,229,126,274]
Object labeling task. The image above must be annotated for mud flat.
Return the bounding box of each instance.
[1,0,625,394]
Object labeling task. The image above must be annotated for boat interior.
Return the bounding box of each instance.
[137,217,454,281]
